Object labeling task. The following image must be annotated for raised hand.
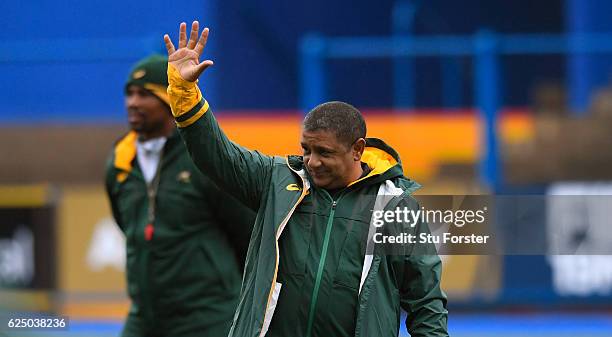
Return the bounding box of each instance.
[164,21,213,82]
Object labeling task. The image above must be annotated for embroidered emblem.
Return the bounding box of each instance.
[116,172,128,183]
[286,183,302,191]
[132,69,146,79]
[177,170,191,183]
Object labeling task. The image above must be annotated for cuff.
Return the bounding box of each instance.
[167,63,208,127]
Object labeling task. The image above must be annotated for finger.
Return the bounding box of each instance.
[194,60,214,78]
[187,21,199,49]
[195,28,209,56]
[164,34,176,55]
[178,22,187,48]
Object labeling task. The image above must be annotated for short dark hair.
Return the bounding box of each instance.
[303,101,366,147]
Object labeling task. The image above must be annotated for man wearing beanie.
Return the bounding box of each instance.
[105,54,255,337]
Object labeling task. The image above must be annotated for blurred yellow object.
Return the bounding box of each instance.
[60,299,129,319]
[0,184,54,207]
[0,289,53,311]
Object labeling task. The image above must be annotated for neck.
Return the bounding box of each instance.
[139,120,174,141]
[344,162,364,186]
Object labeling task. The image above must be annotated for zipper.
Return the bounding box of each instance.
[143,149,164,243]
[136,145,165,326]
[305,196,339,337]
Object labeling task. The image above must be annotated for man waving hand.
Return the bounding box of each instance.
[164,21,448,337]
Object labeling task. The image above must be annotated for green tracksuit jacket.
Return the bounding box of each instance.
[105,129,255,337]
[167,64,448,337]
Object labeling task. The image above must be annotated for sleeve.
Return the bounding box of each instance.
[104,155,124,231]
[167,64,274,209]
[395,198,449,337]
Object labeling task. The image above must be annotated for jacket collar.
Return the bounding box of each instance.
[113,128,180,172]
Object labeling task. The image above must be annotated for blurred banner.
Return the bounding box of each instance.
[0,185,128,317]
[58,185,125,293]
[0,185,57,312]
[547,182,612,298]
[57,185,128,319]
[0,206,54,289]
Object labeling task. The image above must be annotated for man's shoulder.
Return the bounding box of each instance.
[106,131,138,164]
[265,155,306,189]
[105,131,139,186]
[380,176,421,209]
[270,155,301,171]
[392,176,421,194]
[276,154,300,164]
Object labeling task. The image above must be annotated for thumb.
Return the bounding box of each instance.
[194,60,214,78]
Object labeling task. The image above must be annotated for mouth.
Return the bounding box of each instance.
[127,110,145,125]
[309,169,327,180]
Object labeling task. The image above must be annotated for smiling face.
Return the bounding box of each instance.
[301,129,365,190]
[125,84,173,139]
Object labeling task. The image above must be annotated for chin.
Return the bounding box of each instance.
[312,177,329,189]
[313,177,340,190]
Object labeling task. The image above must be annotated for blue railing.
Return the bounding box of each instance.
[299,31,612,190]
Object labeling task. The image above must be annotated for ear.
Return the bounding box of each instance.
[352,138,366,161]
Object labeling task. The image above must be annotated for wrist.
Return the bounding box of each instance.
[167,63,204,120]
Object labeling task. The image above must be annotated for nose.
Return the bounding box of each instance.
[308,154,322,169]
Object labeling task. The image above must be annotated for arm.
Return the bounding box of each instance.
[400,254,448,337]
[164,21,273,208]
[395,198,449,337]
[104,156,124,231]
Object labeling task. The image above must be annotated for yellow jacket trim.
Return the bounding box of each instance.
[113,131,137,177]
[175,100,209,128]
[167,63,206,127]
[348,147,398,187]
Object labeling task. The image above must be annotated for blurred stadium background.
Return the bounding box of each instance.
[1,0,612,336]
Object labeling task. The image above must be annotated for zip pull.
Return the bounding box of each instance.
[144,223,154,241]
[146,187,155,242]
[331,200,337,209]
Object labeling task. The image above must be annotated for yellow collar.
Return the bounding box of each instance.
[113,131,137,172]
[348,147,397,187]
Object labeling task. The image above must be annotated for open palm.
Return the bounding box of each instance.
[164,21,213,82]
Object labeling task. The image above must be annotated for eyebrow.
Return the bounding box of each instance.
[302,143,335,153]
[126,87,147,94]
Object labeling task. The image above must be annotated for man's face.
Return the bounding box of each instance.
[125,84,170,135]
[301,129,360,190]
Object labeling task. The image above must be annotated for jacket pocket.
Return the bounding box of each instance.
[334,218,369,290]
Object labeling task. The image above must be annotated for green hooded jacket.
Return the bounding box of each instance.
[167,64,448,337]
[105,129,255,337]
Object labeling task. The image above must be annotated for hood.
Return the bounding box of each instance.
[354,138,404,184]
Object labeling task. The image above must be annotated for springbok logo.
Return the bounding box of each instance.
[132,69,146,79]
[286,183,311,195]
[286,184,301,191]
